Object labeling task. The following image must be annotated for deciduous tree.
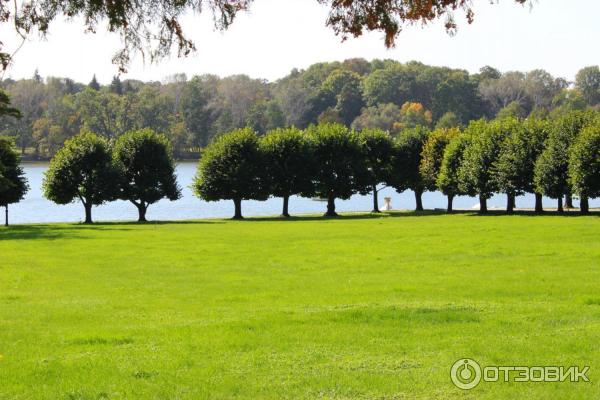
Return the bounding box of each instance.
[307,123,369,216]
[569,125,600,214]
[437,134,470,212]
[193,128,268,219]
[113,128,181,222]
[534,110,596,212]
[0,137,28,225]
[358,128,395,212]
[260,127,313,217]
[493,118,549,213]
[390,126,429,211]
[420,127,460,211]
[43,132,117,223]
[458,119,506,213]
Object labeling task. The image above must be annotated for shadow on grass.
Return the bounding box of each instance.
[0,219,226,240]
[0,224,91,241]
[463,209,600,217]
[243,208,599,221]
[1,209,597,236]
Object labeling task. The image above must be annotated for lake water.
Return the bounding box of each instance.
[6,162,595,224]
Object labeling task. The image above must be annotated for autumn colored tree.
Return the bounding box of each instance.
[396,102,433,130]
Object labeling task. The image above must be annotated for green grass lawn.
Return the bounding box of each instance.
[1,212,599,399]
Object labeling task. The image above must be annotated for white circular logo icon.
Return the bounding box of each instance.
[451,358,482,390]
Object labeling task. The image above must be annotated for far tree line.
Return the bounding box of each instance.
[1,109,599,225]
[2,59,600,160]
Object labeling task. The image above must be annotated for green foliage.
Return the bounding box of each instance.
[534,110,597,199]
[351,103,403,134]
[437,133,470,197]
[0,136,28,207]
[435,112,462,130]
[306,123,369,200]
[419,127,460,191]
[390,126,429,193]
[569,124,600,198]
[319,69,364,126]
[0,60,586,160]
[43,131,117,222]
[113,128,181,220]
[458,119,506,199]
[496,101,527,119]
[193,127,268,203]
[260,127,314,198]
[575,66,600,106]
[493,118,549,195]
[358,128,395,188]
[0,89,21,119]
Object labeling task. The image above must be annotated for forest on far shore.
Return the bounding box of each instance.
[1,58,599,160]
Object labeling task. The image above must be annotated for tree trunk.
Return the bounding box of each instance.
[479,195,488,213]
[84,202,93,224]
[557,197,563,213]
[372,185,380,213]
[446,195,454,213]
[137,202,148,222]
[325,192,337,217]
[533,193,543,213]
[414,190,423,211]
[233,198,243,219]
[4,205,8,227]
[580,196,589,215]
[281,195,290,217]
[506,192,515,214]
[565,192,574,208]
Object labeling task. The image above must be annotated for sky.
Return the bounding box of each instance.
[1,0,599,84]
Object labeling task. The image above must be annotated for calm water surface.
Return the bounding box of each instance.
[8,162,595,224]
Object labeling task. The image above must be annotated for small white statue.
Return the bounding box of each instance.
[383,197,392,211]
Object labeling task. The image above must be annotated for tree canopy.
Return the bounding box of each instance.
[0,0,528,71]
[113,128,181,222]
[43,131,118,223]
[2,60,599,161]
[260,127,314,217]
[193,127,268,219]
[306,123,369,216]
[569,124,600,213]
[390,125,429,210]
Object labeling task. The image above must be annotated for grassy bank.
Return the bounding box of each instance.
[1,212,599,399]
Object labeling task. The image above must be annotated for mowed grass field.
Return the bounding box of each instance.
[1,212,599,399]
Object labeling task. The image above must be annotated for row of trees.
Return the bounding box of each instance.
[43,129,181,223]
[2,111,597,224]
[195,112,600,219]
[2,61,600,159]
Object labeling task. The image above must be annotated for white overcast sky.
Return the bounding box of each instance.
[1,0,599,84]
